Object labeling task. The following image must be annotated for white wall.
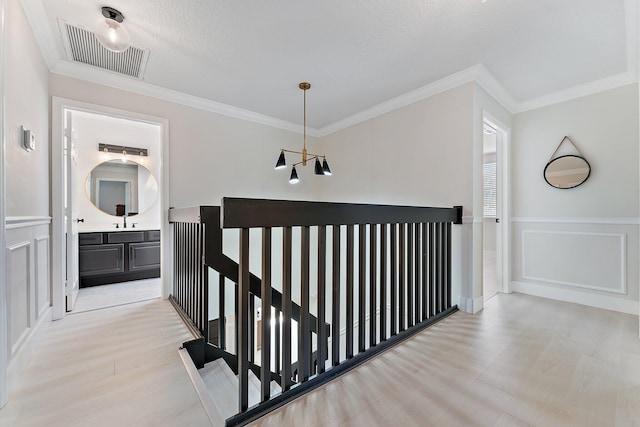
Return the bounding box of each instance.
[71,110,162,231]
[511,84,639,314]
[317,83,476,313]
[318,83,475,209]
[2,0,51,407]
[50,74,324,207]
[49,74,326,310]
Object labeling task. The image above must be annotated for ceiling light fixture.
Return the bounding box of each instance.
[275,82,331,184]
[94,6,130,53]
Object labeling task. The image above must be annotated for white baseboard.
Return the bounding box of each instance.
[457,296,484,314]
[510,280,638,315]
[7,306,52,395]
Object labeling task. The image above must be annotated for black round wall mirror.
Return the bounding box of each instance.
[543,155,591,189]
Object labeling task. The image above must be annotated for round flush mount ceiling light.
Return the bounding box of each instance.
[94,6,130,52]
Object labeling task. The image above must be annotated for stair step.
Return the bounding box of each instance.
[199,359,238,419]
[199,358,282,420]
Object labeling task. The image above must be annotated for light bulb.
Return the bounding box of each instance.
[94,7,130,53]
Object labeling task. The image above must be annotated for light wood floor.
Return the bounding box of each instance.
[1,293,639,426]
[0,299,209,427]
[252,293,640,427]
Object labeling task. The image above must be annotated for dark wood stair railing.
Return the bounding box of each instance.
[169,198,463,427]
[169,205,327,395]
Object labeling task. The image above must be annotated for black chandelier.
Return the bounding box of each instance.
[275,82,331,183]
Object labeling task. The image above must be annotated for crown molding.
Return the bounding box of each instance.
[474,65,519,113]
[316,65,486,137]
[513,71,638,114]
[23,0,640,136]
[514,0,639,114]
[20,0,60,70]
[317,64,519,137]
[51,60,319,137]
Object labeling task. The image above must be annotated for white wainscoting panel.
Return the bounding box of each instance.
[4,219,52,403]
[7,242,30,358]
[521,230,626,294]
[34,236,50,320]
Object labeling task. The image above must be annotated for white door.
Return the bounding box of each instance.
[65,110,80,311]
[482,124,499,300]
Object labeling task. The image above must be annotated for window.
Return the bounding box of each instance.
[483,162,497,217]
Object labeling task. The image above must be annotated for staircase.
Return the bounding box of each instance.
[169,198,462,426]
[200,359,282,420]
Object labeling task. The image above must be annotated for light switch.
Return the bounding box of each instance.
[21,126,35,152]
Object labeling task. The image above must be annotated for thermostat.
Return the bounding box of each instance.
[21,126,35,152]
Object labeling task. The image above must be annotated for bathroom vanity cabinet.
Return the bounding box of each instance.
[79,230,161,287]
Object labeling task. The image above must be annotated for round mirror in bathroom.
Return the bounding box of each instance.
[84,160,158,216]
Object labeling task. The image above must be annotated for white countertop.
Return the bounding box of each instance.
[78,225,160,233]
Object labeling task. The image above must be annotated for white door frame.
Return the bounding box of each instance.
[0,0,8,408]
[482,111,511,295]
[51,98,170,320]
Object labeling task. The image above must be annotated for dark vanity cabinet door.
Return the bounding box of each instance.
[79,230,161,287]
[79,244,125,276]
[129,242,161,271]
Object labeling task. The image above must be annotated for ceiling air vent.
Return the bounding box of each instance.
[61,21,149,79]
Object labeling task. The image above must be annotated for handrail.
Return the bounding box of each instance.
[169,206,328,335]
[221,197,463,228]
[170,199,462,427]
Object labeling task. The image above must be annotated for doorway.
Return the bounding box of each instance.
[483,123,498,300]
[52,98,170,320]
[482,115,510,301]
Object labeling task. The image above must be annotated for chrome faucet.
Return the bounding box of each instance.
[123,215,127,228]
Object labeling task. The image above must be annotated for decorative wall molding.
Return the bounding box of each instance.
[6,216,52,229]
[34,235,50,319]
[19,0,59,69]
[513,71,638,114]
[462,216,484,224]
[6,307,51,401]
[50,56,640,138]
[6,242,31,358]
[22,0,640,139]
[512,216,640,225]
[318,64,494,136]
[46,58,640,139]
[52,61,313,137]
[521,230,627,295]
[511,280,638,315]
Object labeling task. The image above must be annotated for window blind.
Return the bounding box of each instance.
[483,162,497,217]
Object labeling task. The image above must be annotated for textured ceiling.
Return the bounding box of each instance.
[33,0,632,128]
